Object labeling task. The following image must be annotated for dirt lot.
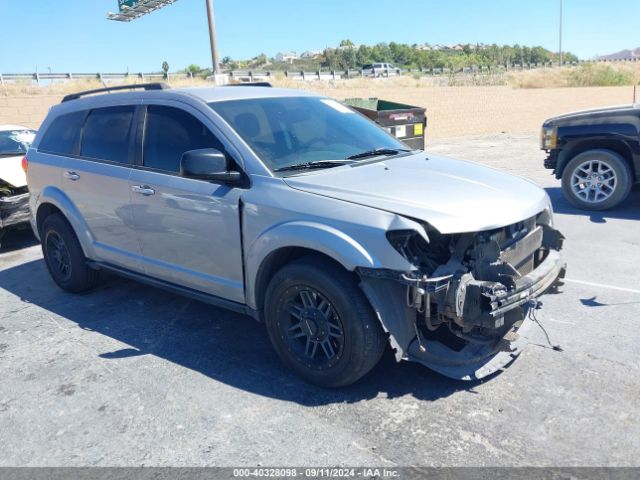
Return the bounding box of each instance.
[1,133,639,467]
[1,81,635,139]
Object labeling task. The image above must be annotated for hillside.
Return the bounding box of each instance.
[599,47,640,61]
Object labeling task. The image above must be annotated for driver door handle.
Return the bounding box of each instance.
[63,171,80,181]
[131,185,156,196]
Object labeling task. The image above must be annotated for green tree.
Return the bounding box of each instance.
[186,64,201,75]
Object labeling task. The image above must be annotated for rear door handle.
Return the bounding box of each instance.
[63,171,80,181]
[131,185,156,196]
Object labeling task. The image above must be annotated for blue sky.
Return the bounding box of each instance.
[0,0,637,72]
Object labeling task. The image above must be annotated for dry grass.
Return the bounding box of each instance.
[1,73,637,139]
[2,62,638,97]
[508,62,640,89]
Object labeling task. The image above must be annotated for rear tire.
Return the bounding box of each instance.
[41,213,99,293]
[264,256,386,388]
[561,150,632,210]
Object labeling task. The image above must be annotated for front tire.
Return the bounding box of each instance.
[41,213,99,293]
[264,256,386,388]
[561,150,632,210]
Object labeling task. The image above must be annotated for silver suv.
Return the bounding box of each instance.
[27,83,566,387]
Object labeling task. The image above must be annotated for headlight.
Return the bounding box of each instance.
[386,228,453,274]
[540,126,558,150]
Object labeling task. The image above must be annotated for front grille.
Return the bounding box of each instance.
[500,226,543,275]
[476,215,541,276]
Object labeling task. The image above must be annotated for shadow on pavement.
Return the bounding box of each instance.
[546,187,640,223]
[580,296,640,308]
[0,228,38,252]
[0,258,475,405]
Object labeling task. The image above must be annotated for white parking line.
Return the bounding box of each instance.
[544,318,576,326]
[564,278,640,295]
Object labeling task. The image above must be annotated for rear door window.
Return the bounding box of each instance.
[142,105,224,173]
[39,111,85,155]
[80,106,135,163]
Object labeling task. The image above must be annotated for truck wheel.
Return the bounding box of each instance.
[264,256,386,388]
[41,213,99,293]
[561,150,632,210]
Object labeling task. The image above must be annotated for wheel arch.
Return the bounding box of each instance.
[556,140,635,179]
[245,221,382,315]
[35,186,95,258]
[253,246,356,321]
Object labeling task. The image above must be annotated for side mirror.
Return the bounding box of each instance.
[180,148,242,183]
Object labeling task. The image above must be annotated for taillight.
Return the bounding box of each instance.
[21,156,28,173]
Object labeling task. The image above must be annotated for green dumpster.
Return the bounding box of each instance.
[343,98,427,150]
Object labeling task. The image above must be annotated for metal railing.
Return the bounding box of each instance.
[0,72,194,85]
[1,58,638,86]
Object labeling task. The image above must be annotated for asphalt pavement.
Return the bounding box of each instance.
[0,133,638,466]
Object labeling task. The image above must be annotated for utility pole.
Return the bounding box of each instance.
[205,0,220,75]
[559,0,564,66]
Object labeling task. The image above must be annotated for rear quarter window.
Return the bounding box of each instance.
[39,111,86,155]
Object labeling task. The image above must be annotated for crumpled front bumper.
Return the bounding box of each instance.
[406,250,566,380]
[0,192,30,230]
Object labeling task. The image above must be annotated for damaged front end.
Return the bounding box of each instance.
[0,180,31,235]
[359,210,566,380]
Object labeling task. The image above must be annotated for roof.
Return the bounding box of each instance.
[176,86,318,103]
[46,86,320,120]
[0,125,33,132]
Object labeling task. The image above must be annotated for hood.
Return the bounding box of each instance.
[0,155,27,188]
[283,153,549,234]
[544,104,638,126]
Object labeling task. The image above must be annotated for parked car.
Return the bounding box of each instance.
[541,105,640,210]
[0,125,36,241]
[362,63,400,77]
[27,83,565,387]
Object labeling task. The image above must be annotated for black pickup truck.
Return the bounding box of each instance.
[541,105,639,210]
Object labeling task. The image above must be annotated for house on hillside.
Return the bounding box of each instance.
[275,51,298,63]
[300,50,321,59]
[337,44,360,51]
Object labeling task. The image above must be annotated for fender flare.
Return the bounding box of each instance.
[555,135,636,179]
[245,220,383,310]
[36,186,96,258]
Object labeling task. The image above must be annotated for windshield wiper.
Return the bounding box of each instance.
[274,160,353,173]
[346,147,411,160]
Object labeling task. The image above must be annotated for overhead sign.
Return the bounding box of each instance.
[118,0,139,12]
[107,0,178,22]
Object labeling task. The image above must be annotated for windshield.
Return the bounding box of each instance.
[0,129,36,156]
[208,97,406,172]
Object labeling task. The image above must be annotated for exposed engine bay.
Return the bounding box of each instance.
[358,209,566,380]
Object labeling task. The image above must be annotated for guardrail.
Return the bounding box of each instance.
[227,63,572,82]
[0,72,194,85]
[1,59,637,86]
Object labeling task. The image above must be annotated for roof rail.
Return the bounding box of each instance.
[227,82,273,87]
[61,82,170,103]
